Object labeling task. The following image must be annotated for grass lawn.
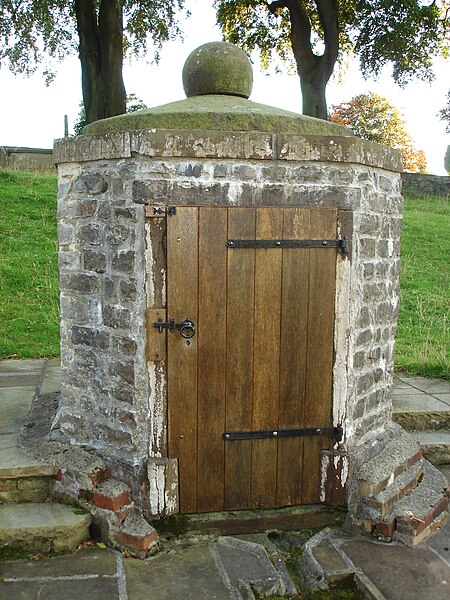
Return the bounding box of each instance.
[0,169,448,378]
[0,169,59,357]
[396,192,449,379]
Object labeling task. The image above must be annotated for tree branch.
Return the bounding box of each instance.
[286,0,316,74]
[316,0,339,76]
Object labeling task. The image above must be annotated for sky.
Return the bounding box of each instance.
[0,1,449,174]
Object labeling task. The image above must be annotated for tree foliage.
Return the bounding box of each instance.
[438,89,450,133]
[329,92,427,173]
[0,1,186,123]
[214,1,450,118]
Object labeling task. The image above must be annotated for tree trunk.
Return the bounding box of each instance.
[300,74,328,119]
[75,0,126,125]
[272,0,338,120]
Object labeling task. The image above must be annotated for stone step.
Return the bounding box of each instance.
[364,460,424,521]
[393,409,450,431]
[408,430,450,466]
[356,433,423,498]
[0,502,91,554]
[392,377,450,432]
[0,433,59,503]
[378,461,449,546]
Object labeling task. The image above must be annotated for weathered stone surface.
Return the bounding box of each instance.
[84,249,106,273]
[342,539,450,600]
[78,222,103,245]
[71,326,109,350]
[108,360,135,385]
[54,131,131,163]
[183,42,253,99]
[0,503,91,553]
[75,173,108,194]
[106,224,130,245]
[60,273,100,294]
[103,306,131,329]
[357,434,423,498]
[124,544,231,600]
[0,579,120,599]
[310,539,351,583]
[112,250,135,273]
[413,431,450,465]
[0,546,117,578]
[213,536,284,598]
[55,129,401,172]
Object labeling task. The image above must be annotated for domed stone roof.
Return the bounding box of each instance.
[83,42,351,137]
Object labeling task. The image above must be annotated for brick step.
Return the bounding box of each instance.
[356,434,423,498]
[408,430,450,466]
[363,460,424,521]
[0,502,91,554]
[376,461,449,546]
[61,476,159,559]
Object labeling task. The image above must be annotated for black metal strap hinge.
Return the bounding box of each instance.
[223,425,343,443]
[226,238,349,254]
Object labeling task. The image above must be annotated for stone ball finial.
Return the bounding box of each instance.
[182,41,253,99]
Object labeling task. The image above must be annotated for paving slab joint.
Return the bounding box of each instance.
[298,529,393,600]
[297,529,341,592]
[212,536,288,599]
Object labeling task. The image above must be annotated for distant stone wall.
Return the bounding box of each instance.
[401,172,450,196]
[0,146,54,172]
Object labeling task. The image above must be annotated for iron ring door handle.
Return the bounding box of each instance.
[179,319,195,339]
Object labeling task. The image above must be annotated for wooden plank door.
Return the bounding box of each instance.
[167,206,337,513]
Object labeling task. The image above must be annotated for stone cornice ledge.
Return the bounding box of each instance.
[54,129,402,173]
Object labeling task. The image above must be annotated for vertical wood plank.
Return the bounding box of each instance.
[167,207,199,513]
[224,208,256,509]
[276,208,310,506]
[302,208,337,504]
[251,207,283,508]
[197,208,228,512]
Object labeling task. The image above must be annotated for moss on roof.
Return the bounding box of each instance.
[83,94,352,137]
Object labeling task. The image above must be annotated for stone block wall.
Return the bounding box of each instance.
[56,164,150,466]
[0,146,54,172]
[401,172,450,197]
[343,171,403,448]
[55,130,402,515]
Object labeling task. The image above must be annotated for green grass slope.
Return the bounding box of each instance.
[0,169,59,357]
[396,192,449,379]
